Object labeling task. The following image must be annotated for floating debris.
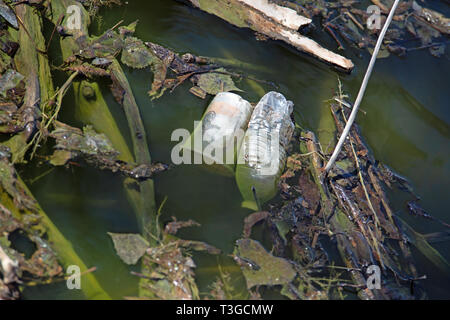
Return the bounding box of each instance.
[184,92,253,176]
[129,219,221,300]
[0,0,448,301]
[412,1,450,35]
[49,122,168,180]
[295,0,450,58]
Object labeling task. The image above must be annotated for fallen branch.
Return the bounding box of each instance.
[181,0,354,71]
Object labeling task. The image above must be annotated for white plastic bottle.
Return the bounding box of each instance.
[184,92,253,176]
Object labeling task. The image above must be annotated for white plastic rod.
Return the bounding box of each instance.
[325,0,401,172]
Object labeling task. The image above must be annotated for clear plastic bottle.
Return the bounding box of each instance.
[236,92,294,209]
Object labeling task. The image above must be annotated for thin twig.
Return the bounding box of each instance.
[24,71,79,161]
[23,267,98,287]
[46,13,65,53]
[15,12,47,54]
[325,0,401,172]
[45,71,79,129]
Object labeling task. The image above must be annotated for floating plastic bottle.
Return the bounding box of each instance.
[183,92,253,176]
[236,91,294,209]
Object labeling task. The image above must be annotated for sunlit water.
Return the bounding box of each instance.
[20,0,449,299]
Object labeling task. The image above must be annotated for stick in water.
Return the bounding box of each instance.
[325,0,401,172]
[252,186,262,211]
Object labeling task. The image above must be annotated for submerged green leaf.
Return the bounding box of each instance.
[108,232,149,265]
[234,239,296,289]
[121,37,156,69]
[196,68,242,95]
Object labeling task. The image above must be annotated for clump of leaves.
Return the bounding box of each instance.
[110,216,221,300]
[49,121,168,180]
[62,19,242,101]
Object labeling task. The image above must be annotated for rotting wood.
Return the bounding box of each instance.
[5,3,49,163]
[238,0,311,31]
[109,60,157,240]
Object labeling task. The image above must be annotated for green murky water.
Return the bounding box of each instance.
[20,0,449,299]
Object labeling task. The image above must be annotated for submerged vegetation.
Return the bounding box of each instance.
[0,0,448,300]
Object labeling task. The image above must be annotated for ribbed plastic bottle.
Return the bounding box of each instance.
[236,91,294,209]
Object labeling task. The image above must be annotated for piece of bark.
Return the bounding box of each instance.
[239,0,311,31]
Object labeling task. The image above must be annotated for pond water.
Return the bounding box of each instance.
[20,0,449,299]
